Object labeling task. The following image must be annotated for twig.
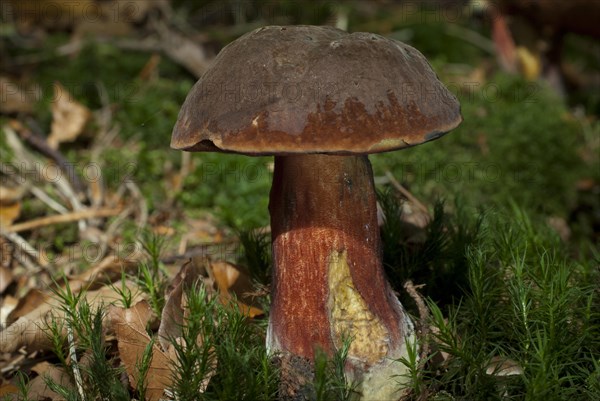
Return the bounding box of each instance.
[19,122,90,231]
[404,280,430,362]
[153,19,210,77]
[3,126,88,231]
[384,171,430,216]
[21,118,86,197]
[28,186,69,214]
[0,227,46,269]
[161,240,239,264]
[5,208,122,233]
[0,147,68,214]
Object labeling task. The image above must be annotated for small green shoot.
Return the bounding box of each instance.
[109,269,135,308]
[136,230,168,315]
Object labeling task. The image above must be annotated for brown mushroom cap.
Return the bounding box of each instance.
[171,25,461,155]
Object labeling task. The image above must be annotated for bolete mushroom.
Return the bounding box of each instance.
[171,25,461,399]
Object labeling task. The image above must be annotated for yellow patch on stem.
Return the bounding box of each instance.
[327,249,389,364]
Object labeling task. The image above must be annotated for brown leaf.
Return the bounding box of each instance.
[158,261,202,351]
[48,82,90,149]
[160,261,207,346]
[0,77,37,114]
[0,202,20,228]
[485,356,524,377]
[0,295,18,329]
[0,282,144,353]
[157,261,216,393]
[0,265,13,294]
[28,361,72,400]
[209,261,264,318]
[0,383,19,398]
[153,225,175,236]
[0,295,57,353]
[0,185,26,204]
[109,301,172,401]
[158,259,216,339]
[6,289,48,326]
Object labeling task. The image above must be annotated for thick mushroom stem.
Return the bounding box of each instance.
[267,154,414,395]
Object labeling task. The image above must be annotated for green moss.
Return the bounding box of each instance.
[353,8,489,65]
[115,77,193,149]
[371,74,586,217]
[179,153,272,229]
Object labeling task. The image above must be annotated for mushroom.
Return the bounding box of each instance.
[171,25,461,399]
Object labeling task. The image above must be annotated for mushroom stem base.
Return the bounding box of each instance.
[267,154,415,400]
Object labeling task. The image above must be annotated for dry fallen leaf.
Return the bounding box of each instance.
[28,361,72,401]
[0,295,18,329]
[159,261,201,351]
[0,383,19,398]
[0,202,20,228]
[153,225,176,236]
[5,288,48,326]
[0,281,144,353]
[0,77,38,114]
[485,356,524,377]
[48,82,91,149]
[0,266,13,294]
[0,185,26,204]
[109,300,172,401]
[155,261,216,395]
[209,261,264,318]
